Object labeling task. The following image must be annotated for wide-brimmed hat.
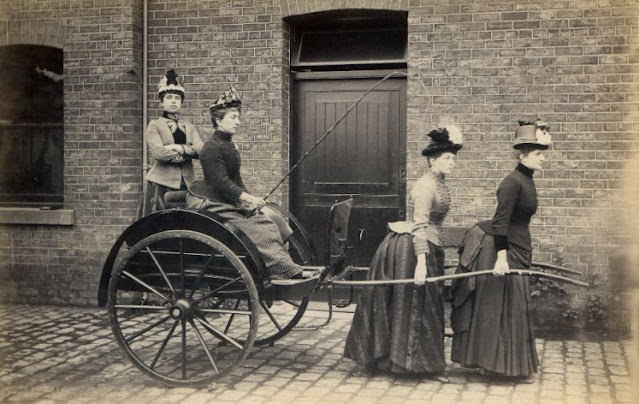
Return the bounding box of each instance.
[513,119,551,150]
[209,86,242,112]
[157,69,185,98]
[421,125,463,156]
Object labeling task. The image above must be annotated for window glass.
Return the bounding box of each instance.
[0,45,64,206]
[297,28,406,65]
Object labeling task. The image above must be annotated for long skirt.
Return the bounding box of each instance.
[344,231,446,375]
[450,224,539,377]
[185,192,302,278]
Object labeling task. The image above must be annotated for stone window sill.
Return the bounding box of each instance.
[0,207,75,226]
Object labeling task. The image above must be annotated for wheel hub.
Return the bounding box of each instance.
[170,299,192,319]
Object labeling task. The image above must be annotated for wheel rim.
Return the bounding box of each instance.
[251,295,309,346]
[248,232,311,346]
[107,230,259,387]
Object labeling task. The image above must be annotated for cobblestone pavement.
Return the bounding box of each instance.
[0,303,635,404]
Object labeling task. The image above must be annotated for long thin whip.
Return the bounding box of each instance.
[264,70,408,200]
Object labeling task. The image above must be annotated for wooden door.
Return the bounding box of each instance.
[291,74,406,266]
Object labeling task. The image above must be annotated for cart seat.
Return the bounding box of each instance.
[164,190,187,205]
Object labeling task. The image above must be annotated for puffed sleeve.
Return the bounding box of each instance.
[201,142,245,202]
[146,121,181,162]
[410,177,435,255]
[492,176,520,251]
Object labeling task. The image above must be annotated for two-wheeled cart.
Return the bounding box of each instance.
[97,197,587,387]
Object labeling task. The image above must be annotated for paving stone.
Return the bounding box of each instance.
[540,388,564,399]
[615,390,635,402]
[459,391,487,401]
[0,303,634,404]
[512,392,537,402]
[608,366,628,375]
[483,395,510,404]
[488,385,514,395]
[384,385,413,396]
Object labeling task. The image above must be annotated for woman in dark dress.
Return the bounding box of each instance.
[344,126,463,379]
[450,120,552,382]
[186,87,302,279]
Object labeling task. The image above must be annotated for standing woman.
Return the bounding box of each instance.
[186,87,302,279]
[450,120,552,382]
[143,69,203,214]
[344,126,463,379]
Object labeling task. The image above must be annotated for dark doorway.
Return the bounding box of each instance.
[291,75,406,266]
[289,11,408,266]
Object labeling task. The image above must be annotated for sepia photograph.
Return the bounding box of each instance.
[0,0,637,403]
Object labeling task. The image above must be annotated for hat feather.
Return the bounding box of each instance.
[427,128,449,142]
[166,69,178,85]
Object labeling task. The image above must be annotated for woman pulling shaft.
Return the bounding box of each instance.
[450,119,552,383]
[344,126,463,381]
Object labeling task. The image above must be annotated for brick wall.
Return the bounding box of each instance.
[405,0,638,332]
[0,0,144,305]
[0,0,637,334]
[146,0,291,204]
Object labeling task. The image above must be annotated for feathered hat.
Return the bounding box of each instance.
[421,125,463,156]
[513,119,551,150]
[157,69,185,98]
[209,86,242,112]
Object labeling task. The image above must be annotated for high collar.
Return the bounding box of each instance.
[516,162,534,178]
[163,111,180,121]
[214,129,233,142]
[429,168,445,181]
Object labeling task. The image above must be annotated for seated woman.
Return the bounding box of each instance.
[142,69,203,215]
[186,87,302,279]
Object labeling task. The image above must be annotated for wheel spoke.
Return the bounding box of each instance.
[188,319,219,374]
[181,319,187,379]
[145,247,176,297]
[191,276,242,305]
[260,300,283,331]
[151,319,179,369]
[188,253,216,300]
[125,315,171,343]
[121,271,170,303]
[196,308,252,316]
[223,299,241,334]
[114,304,167,310]
[194,315,243,350]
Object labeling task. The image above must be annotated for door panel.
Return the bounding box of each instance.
[292,76,406,266]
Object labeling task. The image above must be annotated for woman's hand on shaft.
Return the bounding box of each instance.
[492,250,509,276]
[414,254,428,285]
[239,192,266,210]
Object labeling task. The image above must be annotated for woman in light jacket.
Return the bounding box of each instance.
[344,126,463,380]
[143,69,203,213]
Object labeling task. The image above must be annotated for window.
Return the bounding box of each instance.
[0,45,64,207]
[291,11,407,70]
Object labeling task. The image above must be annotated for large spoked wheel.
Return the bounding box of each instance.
[253,294,309,346]
[248,231,313,346]
[107,230,259,387]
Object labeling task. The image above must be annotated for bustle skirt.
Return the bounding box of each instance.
[344,231,446,375]
[450,224,539,377]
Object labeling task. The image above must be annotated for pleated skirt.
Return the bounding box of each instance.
[450,226,539,377]
[185,192,302,278]
[344,231,446,375]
